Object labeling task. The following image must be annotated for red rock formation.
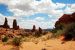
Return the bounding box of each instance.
[3,17,10,28]
[55,12,75,28]
[0,17,10,28]
[13,19,19,30]
[38,27,42,34]
[31,25,36,32]
[71,12,75,21]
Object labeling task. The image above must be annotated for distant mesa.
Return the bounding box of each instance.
[38,27,42,33]
[0,17,19,30]
[13,19,19,30]
[31,25,36,32]
[0,17,10,28]
[3,17,10,28]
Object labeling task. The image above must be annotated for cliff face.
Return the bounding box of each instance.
[55,13,75,28]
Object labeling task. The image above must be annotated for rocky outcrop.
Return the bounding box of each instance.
[13,19,19,30]
[3,17,10,28]
[55,12,75,28]
[0,17,10,28]
[31,25,36,32]
[0,17,19,29]
[38,27,42,34]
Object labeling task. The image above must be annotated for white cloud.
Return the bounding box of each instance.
[55,3,66,9]
[18,19,54,29]
[0,0,65,16]
[35,17,45,21]
[0,0,75,29]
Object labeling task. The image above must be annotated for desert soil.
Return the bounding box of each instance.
[20,39,75,50]
[0,39,75,50]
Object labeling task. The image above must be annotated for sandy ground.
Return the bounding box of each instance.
[20,39,75,50]
[0,44,13,50]
[0,39,75,50]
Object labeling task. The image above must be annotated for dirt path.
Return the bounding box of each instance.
[0,44,12,50]
[0,39,75,50]
[21,39,75,50]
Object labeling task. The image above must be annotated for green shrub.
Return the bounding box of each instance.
[2,36,8,42]
[12,37,22,46]
[54,30,64,37]
[63,23,75,40]
[51,28,64,38]
[51,29,57,33]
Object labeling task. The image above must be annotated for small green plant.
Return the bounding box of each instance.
[54,30,64,37]
[2,36,8,42]
[51,29,65,38]
[12,37,22,46]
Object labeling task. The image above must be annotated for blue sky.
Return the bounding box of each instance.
[24,13,50,21]
[36,0,75,4]
[0,0,75,29]
[52,0,75,4]
[0,3,13,16]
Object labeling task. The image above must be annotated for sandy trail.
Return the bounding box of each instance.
[0,39,75,50]
[21,39,75,50]
[0,44,12,50]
